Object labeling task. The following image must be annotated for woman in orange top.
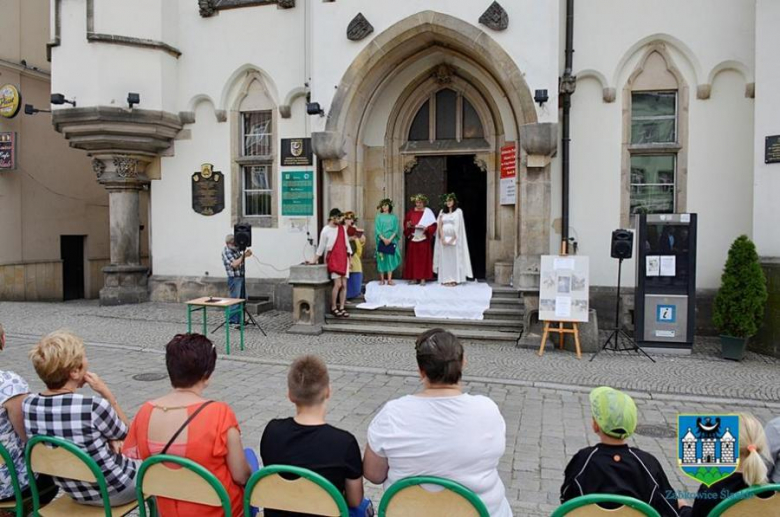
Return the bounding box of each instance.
[124,334,251,516]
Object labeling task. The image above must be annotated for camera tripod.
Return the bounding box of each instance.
[590,257,654,362]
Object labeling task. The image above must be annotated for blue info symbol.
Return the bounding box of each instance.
[656,305,676,323]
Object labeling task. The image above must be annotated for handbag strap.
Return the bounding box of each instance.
[160,400,215,455]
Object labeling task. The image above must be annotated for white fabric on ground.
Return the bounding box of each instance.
[358,280,492,320]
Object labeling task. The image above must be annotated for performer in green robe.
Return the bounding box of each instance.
[375,198,401,285]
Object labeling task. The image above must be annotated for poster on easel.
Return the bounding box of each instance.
[539,255,590,323]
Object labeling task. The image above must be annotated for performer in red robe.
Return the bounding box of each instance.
[403,194,437,284]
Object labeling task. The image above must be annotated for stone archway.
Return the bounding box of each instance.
[313,10,555,286]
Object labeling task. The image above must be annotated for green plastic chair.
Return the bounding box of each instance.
[552,494,661,517]
[244,465,349,517]
[25,434,145,517]
[0,440,26,517]
[377,476,490,517]
[135,454,232,517]
[709,483,780,516]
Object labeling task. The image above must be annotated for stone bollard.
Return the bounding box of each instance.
[287,264,330,335]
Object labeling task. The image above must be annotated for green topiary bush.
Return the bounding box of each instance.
[712,235,768,338]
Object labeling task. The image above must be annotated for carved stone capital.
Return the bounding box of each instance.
[312,131,346,160]
[278,0,295,8]
[519,122,558,158]
[479,1,509,31]
[347,13,374,41]
[91,154,152,185]
[403,156,418,174]
[113,156,139,179]
[473,156,487,173]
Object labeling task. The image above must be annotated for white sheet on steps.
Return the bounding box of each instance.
[357,280,493,320]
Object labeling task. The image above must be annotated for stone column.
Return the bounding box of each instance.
[52,107,182,305]
[92,154,152,305]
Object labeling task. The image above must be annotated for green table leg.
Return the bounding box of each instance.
[240,302,245,351]
[224,306,231,355]
[202,306,207,335]
[187,305,192,333]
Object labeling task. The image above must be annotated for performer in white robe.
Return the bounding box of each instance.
[433,193,473,286]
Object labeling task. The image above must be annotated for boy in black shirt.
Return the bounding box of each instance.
[260,355,372,517]
[561,387,692,517]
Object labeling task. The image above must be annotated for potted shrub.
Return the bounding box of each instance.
[712,235,768,360]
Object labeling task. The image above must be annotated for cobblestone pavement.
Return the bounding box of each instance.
[2,336,778,517]
[2,300,780,402]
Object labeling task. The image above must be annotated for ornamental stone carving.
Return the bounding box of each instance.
[433,64,454,85]
[473,157,488,173]
[92,158,106,179]
[113,156,139,178]
[479,1,509,31]
[347,13,374,41]
[278,0,295,8]
[198,0,216,17]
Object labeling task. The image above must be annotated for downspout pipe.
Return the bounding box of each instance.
[561,0,577,253]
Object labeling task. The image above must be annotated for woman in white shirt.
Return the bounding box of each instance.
[363,329,512,517]
[434,193,473,286]
[309,208,353,317]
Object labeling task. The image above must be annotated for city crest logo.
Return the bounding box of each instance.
[678,414,739,487]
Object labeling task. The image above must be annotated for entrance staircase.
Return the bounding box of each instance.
[323,284,524,343]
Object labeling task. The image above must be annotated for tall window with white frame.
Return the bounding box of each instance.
[629,91,677,215]
[241,110,273,217]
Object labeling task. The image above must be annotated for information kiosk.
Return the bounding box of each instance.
[635,213,697,352]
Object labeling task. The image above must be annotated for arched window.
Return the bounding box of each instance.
[407,88,485,142]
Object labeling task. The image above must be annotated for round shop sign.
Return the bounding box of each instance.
[0,84,22,119]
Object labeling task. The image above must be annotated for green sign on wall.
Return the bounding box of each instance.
[281,170,314,216]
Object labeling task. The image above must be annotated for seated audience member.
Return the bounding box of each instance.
[124,333,251,516]
[363,329,512,517]
[23,330,137,506]
[691,413,771,516]
[0,324,58,505]
[764,416,780,483]
[561,387,691,517]
[260,355,371,517]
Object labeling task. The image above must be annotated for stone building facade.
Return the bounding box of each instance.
[43,0,779,344]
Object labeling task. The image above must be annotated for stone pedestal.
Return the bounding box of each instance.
[494,262,513,286]
[288,264,330,335]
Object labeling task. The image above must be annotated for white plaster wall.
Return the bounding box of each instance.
[309,0,560,131]
[753,0,780,257]
[569,0,756,288]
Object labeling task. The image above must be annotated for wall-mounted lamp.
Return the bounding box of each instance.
[50,93,76,107]
[24,104,51,115]
[127,92,140,109]
[534,89,549,107]
[306,102,324,116]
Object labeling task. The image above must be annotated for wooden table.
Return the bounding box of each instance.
[186,297,244,354]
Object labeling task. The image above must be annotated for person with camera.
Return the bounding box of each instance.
[222,234,252,324]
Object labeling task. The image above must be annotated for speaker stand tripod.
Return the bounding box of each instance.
[590,258,655,362]
[211,276,267,336]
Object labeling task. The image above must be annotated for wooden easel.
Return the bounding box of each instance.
[537,242,582,359]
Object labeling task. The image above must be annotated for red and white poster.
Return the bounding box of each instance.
[500,142,517,205]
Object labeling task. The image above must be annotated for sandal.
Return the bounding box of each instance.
[331,308,344,318]
[340,308,350,318]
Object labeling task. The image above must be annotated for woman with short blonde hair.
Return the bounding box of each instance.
[23,330,138,507]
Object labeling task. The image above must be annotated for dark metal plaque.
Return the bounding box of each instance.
[192,163,225,216]
[281,138,313,166]
[766,135,780,164]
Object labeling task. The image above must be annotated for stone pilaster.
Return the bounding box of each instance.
[53,107,182,305]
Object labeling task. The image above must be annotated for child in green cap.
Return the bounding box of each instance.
[560,386,692,517]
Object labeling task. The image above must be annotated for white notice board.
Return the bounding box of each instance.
[539,255,590,323]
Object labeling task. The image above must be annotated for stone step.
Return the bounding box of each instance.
[325,312,523,330]
[246,296,273,315]
[343,302,523,320]
[323,323,521,343]
[489,285,519,298]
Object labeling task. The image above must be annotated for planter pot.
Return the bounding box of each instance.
[720,335,748,361]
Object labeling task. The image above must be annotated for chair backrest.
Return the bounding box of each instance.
[377,476,490,517]
[0,440,24,515]
[244,465,349,517]
[25,435,112,514]
[135,455,232,517]
[709,483,780,517]
[551,494,662,517]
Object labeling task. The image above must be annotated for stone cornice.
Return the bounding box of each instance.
[0,58,51,81]
[52,107,182,156]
